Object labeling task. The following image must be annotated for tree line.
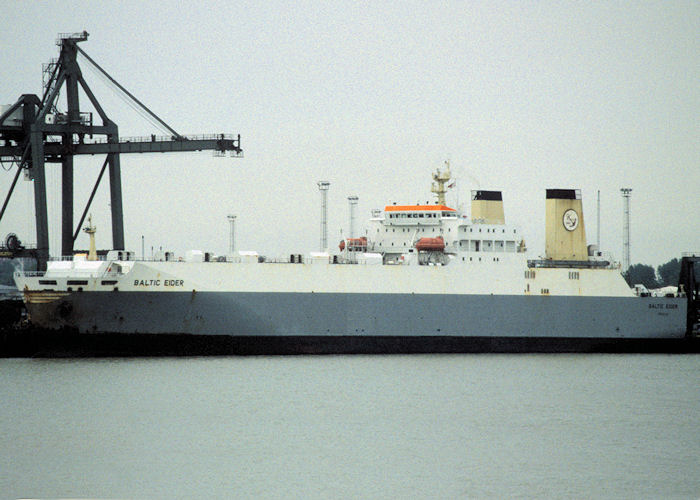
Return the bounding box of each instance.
[623,258,681,290]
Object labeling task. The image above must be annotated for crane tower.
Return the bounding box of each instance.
[0,32,242,268]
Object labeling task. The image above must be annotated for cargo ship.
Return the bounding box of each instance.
[12,166,698,354]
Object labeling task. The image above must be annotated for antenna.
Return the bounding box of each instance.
[620,188,632,272]
[227,215,236,254]
[347,195,358,239]
[318,181,330,251]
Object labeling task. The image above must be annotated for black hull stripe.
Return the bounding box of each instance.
[2,331,699,357]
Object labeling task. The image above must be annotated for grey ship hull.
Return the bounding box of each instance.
[9,290,694,355]
[25,290,687,339]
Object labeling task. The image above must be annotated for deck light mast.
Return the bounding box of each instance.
[318,181,330,251]
[227,215,236,254]
[620,188,632,272]
[347,195,358,239]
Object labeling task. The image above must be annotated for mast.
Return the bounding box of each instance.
[431,160,452,205]
[597,189,600,248]
[82,214,97,261]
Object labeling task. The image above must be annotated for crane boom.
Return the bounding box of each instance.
[0,32,243,268]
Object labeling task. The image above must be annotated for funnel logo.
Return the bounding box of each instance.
[563,209,579,231]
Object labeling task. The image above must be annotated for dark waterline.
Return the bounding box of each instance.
[3,330,700,357]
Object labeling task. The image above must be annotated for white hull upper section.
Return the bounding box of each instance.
[16,256,635,298]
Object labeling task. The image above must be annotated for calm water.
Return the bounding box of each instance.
[1,355,698,499]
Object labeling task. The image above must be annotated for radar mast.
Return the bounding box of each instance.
[82,214,97,261]
[431,160,452,205]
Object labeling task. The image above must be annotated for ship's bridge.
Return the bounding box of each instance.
[367,201,525,263]
[367,203,465,257]
[384,204,458,225]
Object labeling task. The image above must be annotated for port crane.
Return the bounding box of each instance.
[0,31,242,268]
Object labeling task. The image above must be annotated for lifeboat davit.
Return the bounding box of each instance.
[339,236,368,252]
[415,236,445,252]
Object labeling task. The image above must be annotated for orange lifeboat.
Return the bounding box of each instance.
[415,236,445,252]
[339,237,367,252]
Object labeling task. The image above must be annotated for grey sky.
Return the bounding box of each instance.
[1,1,698,266]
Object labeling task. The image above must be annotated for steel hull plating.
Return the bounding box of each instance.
[24,290,687,339]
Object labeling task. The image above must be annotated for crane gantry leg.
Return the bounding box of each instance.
[0,31,242,269]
